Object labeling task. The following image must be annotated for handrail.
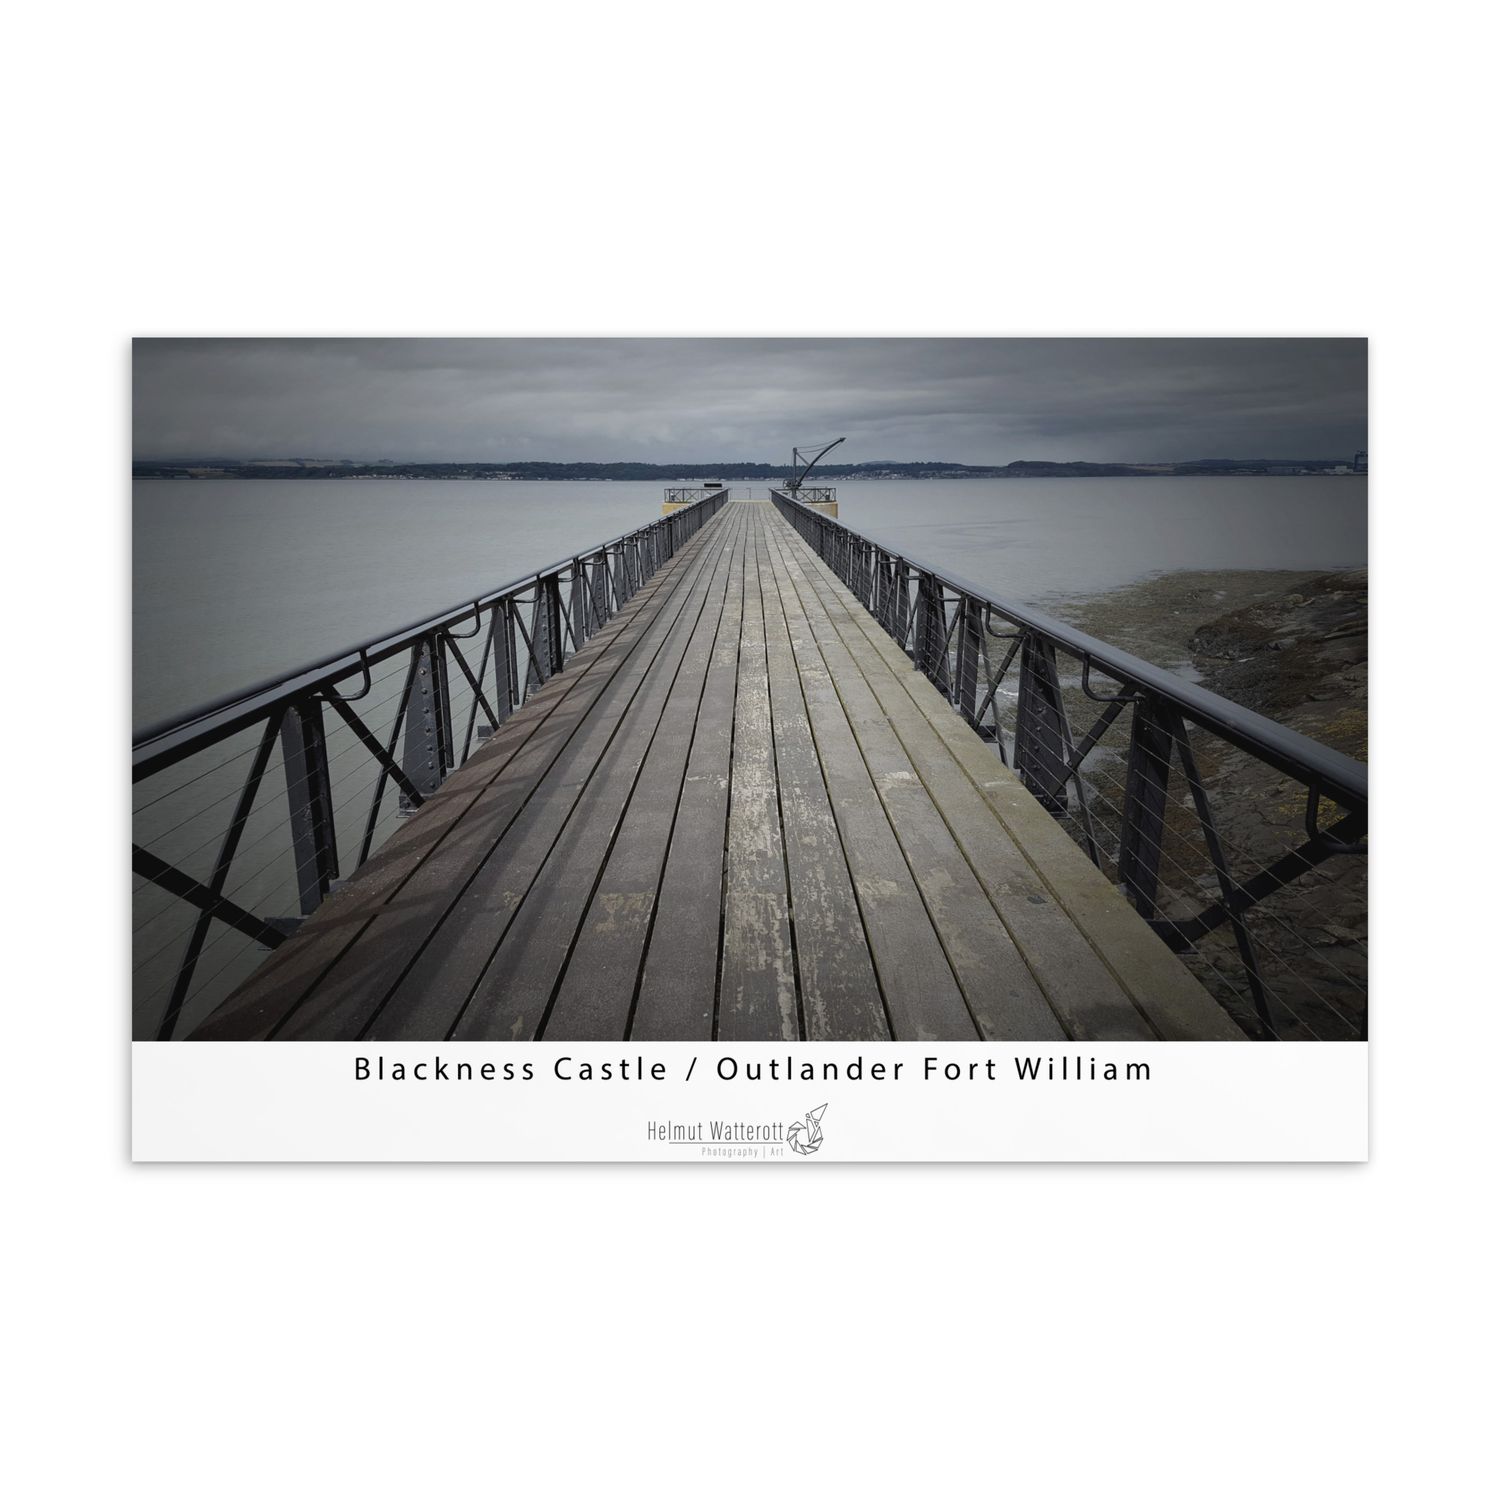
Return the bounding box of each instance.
[133,492,728,778]
[770,490,1366,811]
[132,488,730,1039]
[770,487,1367,1042]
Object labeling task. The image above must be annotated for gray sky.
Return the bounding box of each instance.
[132,337,1367,463]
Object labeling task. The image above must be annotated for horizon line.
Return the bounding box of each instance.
[133,454,1368,468]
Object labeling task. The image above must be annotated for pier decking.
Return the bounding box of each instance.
[195,501,1242,1041]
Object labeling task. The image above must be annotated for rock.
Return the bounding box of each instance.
[1058,565,1367,1040]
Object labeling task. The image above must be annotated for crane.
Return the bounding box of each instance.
[785,437,845,494]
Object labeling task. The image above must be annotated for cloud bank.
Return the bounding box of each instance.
[133,337,1367,464]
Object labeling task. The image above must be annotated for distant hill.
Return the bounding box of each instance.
[133,457,1365,481]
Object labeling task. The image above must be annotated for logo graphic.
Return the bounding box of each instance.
[787,1104,828,1156]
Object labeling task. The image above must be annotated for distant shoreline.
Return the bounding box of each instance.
[133,462,1368,482]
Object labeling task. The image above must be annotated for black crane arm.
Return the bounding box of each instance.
[788,436,846,491]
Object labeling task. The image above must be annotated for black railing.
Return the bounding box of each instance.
[770,489,1368,1041]
[663,485,750,504]
[132,491,729,1040]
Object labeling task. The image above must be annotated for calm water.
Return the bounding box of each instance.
[132,476,1366,728]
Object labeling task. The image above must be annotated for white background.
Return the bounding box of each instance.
[5,1,1496,1495]
[133,1042,1370,1161]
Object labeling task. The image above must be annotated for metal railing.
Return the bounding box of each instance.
[664,486,722,504]
[770,489,1368,1040]
[663,485,752,503]
[132,490,729,1040]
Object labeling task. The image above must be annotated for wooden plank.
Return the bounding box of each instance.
[749,510,976,1040]
[541,510,748,1040]
[756,515,889,1040]
[630,517,749,1040]
[280,530,731,1040]
[767,519,1141,1040]
[763,515,1061,1039]
[332,511,738,1042]
[193,514,729,1039]
[772,510,1245,1042]
[717,509,798,1040]
[782,537,1152,1040]
[447,510,743,1041]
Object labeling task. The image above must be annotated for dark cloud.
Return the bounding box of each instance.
[132,337,1367,463]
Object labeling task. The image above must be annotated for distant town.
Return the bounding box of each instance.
[133,454,1369,481]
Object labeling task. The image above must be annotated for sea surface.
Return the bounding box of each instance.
[132,476,1367,728]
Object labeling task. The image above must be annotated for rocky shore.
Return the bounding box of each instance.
[1053,568,1367,1040]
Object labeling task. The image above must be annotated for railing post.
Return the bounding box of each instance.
[1118,695,1175,916]
[570,560,586,646]
[280,699,339,914]
[916,573,949,691]
[401,637,447,809]
[526,591,551,689]
[611,543,627,606]
[546,575,566,673]
[591,550,610,630]
[892,559,911,648]
[1012,635,1070,814]
[435,633,455,769]
[954,596,983,725]
[492,605,515,725]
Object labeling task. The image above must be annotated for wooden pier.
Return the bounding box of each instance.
[196,501,1243,1041]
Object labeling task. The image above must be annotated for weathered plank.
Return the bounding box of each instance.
[452,510,744,1040]
[545,510,750,1041]
[194,515,729,1039]
[357,511,738,1042]
[772,508,1243,1041]
[717,515,798,1040]
[767,518,1139,1039]
[764,520,1066,1041]
[630,521,749,1040]
[757,523,890,1040]
[755,524,977,1040]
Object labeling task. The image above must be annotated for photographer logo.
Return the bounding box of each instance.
[787,1103,828,1156]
